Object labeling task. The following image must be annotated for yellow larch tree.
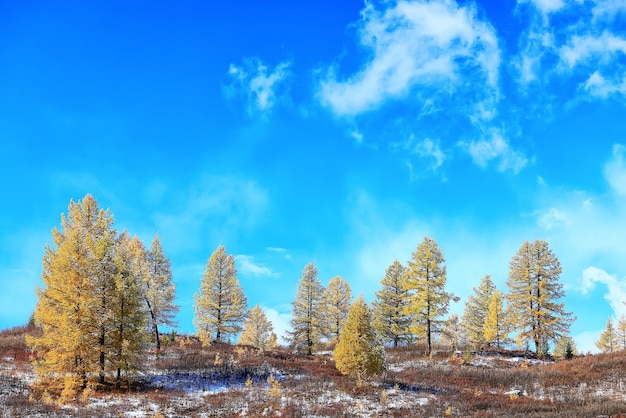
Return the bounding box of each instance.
[333,295,385,385]
[462,275,495,348]
[405,237,454,355]
[286,262,325,354]
[616,315,626,350]
[193,245,248,345]
[322,276,352,345]
[596,317,617,353]
[27,195,117,394]
[237,304,274,351]
[372,259,412,347]
[483,289,509,349]
[506,240,575,356]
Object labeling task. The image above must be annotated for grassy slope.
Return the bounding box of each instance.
[1,326,625,417]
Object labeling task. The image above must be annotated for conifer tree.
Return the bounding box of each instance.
[461,275,495,348]
[322,276,352,345]
[110,232,149,388]
[193,245,248,345]
[286,262,325,354]
[333,295,385,385]
[373,260,412,347]
[27,195,118,392]
[238,304,274,351]
[596,317,617,353]
[439,314,464,350]
[616,315,626,350]
[405,237,453,355]
[554,335,577,360]
[483,289,509,349]
[144,233,178,351]
[506,240,574,355]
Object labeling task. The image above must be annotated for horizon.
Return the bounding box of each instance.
[2,0,626,354]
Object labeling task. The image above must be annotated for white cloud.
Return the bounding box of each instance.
[463,130,528,173]
[395,135,447,176]
[536,207,569,229]
[225,58,292,115]
[319,0,500,117]
[262,305,292,344]
[559,33,626,70]
[592,0,626,22]
[267,247,292,260]
[518,0,566,15]
[581,266,626,320]
[235,254,275,277]
[604,144,626,196]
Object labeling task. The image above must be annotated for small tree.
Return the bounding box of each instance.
[484,289,509,349]
[596,317,617,353]
[462,275,496,348]
[322,276,352,345]
[333,295,385,385]
[193,245,248,345]
[554,336,577,360]
[439,314,464,351]
[616,315,626,350]
[238,305,274,351]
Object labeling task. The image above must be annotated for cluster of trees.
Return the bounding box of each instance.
[596,316,626,353]
[30,195,579,393]
[27,195,178,395]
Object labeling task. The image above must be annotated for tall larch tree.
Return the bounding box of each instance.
[506,240,575,355]
[237,304,274,351]
[333,295,385,385]
[405,237,453,355]
[483,289,509,349]
[27,195,118,393]
[286,262,325,354]
[461,275,496,348]
[596,317,617,353]
[144,233,178,351]
[193,245,248,345]
[322,276,352,345]
[373,260,412,347]
[110,232,149,388]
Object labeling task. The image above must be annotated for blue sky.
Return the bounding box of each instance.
[2,0,626,353]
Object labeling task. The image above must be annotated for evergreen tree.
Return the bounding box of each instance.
[27,195,124,393]
[110,232,149,388]
[286,262,325,354]
[238,304,274,351]
[405,237,453,355]
[554,335,577,360]
[596,317,617,353]
[145,233,179,351]
[506,240,575,355]
[322,276,352,345]
[616,315,626,350]
[333,295,385,385]
[193,245,248,345]
[483,289,509,349]
[372,260,412,347]
[461,275,495,348]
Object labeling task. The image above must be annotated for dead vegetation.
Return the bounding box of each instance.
[2,327,626,417]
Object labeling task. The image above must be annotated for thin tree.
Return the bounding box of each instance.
[333,295,385,386]
[506,240,575,355]
[238,304,274,351]
[405,237,453,355]
[483,289,509,349]
[554,335,577,360]
[462,275,495,348]
[144,233,179,351]
[322,276,352,345]
[372,260,412,347]
[616,315,626,350]
[193,245,248,345]
[286,262,325,354]
[440,314,464,351]
[596,317,617,353]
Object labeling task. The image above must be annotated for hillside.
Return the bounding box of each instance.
[1,326,625,417]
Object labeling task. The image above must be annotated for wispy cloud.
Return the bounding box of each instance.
[518,0,566,15]
[318,0,500,117]
[235,254,276,277]
[604,144,626,196]
[581,266,626,320]
[225,58,292,115]
[462,129,528,173]
[267,247,292,260]
[394,135,447,179]
[535,207,569,230]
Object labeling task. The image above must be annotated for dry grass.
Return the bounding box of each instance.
[3,329,626,417]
